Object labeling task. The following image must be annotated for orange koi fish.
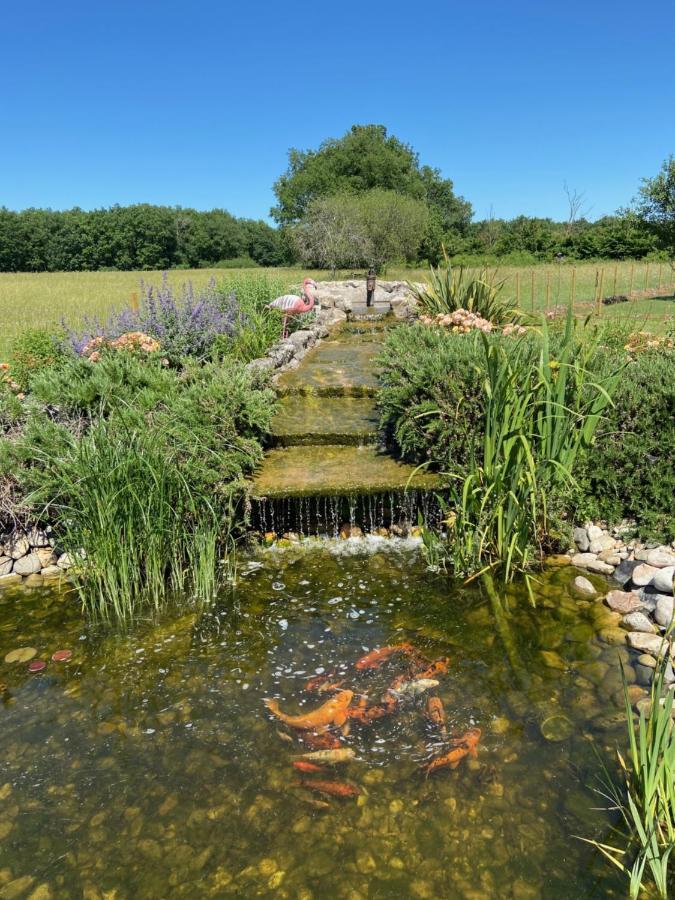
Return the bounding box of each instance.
[424,728,481,776]
[416,657,450,679]
[305,673,346,693]
[354,643,414,671]
[292,761,325,773]
[296,779,361,799]
[263,690,353,732]
[425,696,447,736]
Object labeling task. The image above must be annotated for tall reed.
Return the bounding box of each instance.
[27,414,237,620]
[583,645,675,898]
[429,307,622,579]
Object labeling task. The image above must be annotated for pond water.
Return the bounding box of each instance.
[0,539,629,898]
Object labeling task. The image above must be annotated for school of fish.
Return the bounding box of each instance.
[263,642,481,803]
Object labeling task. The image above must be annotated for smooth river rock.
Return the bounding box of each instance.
[625,632,669,656]
[605,590,643,614]
[573,527,590,552]
[631,564,660,587]
[646,549,675,569]
[622,612,657,634]
[13,552,43,576]
[571,553,614,575]
[572,576,596,597]
[655,595,674,628]
[653,567,675,594]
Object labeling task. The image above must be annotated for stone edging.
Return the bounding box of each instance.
[0,527,77,587]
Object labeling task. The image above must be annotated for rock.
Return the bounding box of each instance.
[571,575,596,596]
[13,553,43,576]
[598,627,628,645]
[339,524,363,539]
[646,548,675,569]
[0,877,36,900]
[613,558,642,586]
[23,574,43,587]
[632,564,659,587]
[26,528,50,548]
[35,548,56,567]
[56,553,75,569]
[589,534,615,554]
[247,357,277,374]
[288,330,313,350]
[653,567,675,594]
[0,574,22,587]
[656,595,674,628]
[0,558,12,576]
[605,590,643,614]
[539,650,566,670]
[638,653,657,669]
[597,551,621,565]
[7,535,30,559]
[569,550,618,574]
[626,632,669,656]
[587,525,604,541]
[356,851,377,875]
[40,566,63,579]
[573,527,590,552]
[622,612,656,633]
[27,885,53,900]
[635,664,654,686]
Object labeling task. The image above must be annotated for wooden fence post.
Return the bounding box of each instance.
[612,265,618,297]
[515,272,521,307]
[570,267,576,305]
[629,263,635,297]
[530,270,536,312]
[596,269,604,316]
[546,270,551,311]
[644,263,650,291]
[658,263,663,290]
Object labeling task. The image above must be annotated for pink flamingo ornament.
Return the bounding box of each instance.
[266,278,319,338]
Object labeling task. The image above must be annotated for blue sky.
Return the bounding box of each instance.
[2,0,673,223]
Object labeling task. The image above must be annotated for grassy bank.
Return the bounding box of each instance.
[1,261,673,357]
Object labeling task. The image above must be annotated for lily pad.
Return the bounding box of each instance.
[28,659,46,673]
[540,714,574,742]
[51,650,72,662]
[4,647,37,664]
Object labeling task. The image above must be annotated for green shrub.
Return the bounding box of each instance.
[3,354,276,617]
[212,257,260,268]
[10,328,68,390]
[378,319,672,546]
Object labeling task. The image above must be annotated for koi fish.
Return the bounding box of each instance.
[416,657,450,679]
[305,673,345,693]
[263,690,353,732]
[296,748,356,764]
[425,696,447,736]
[390,678,439,698]
[424,728,481,776]
[296,779,360,799]
[292,761,325,773]
[299,732,343,750]
[354,643,414,670]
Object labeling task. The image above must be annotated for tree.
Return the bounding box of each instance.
[292,190,428,273]
[635,156,675,259]
[271,124,471,236]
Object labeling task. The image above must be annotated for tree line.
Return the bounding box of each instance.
[0,205,287,272]
[1,125,672,272]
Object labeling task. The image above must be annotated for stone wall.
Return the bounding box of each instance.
[0,527,75,587]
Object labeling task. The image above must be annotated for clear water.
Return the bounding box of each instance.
[0,540,628,898]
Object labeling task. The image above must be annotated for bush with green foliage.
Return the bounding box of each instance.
[0,348,276,617]
[407,255,516,323]
[378,318,672,550]
[9,328,68,390]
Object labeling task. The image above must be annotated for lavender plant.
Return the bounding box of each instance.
[65,274,243,363]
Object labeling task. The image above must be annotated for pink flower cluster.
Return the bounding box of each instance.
[82,331,161,362]
[0,362,25,400]
[419,310,526,336]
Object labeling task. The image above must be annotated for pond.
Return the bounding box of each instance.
[0,539,628,898]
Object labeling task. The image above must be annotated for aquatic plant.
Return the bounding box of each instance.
[583,647,675,898]
[415,306,622,579]
[408,249,516,324]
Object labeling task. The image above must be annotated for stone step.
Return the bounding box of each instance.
[250,444,442,499]
[276,339,383,397]
[271,397,380,446]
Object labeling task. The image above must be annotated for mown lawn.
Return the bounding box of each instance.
[0,261,672,358]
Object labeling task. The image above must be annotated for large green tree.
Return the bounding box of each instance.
[271,124,472,237]
[635,155,675,259]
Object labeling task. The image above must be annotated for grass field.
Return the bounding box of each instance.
[0,261,673,358]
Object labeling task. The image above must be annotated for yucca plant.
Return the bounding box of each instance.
[408,248,516,324]
[582,643,675,898]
